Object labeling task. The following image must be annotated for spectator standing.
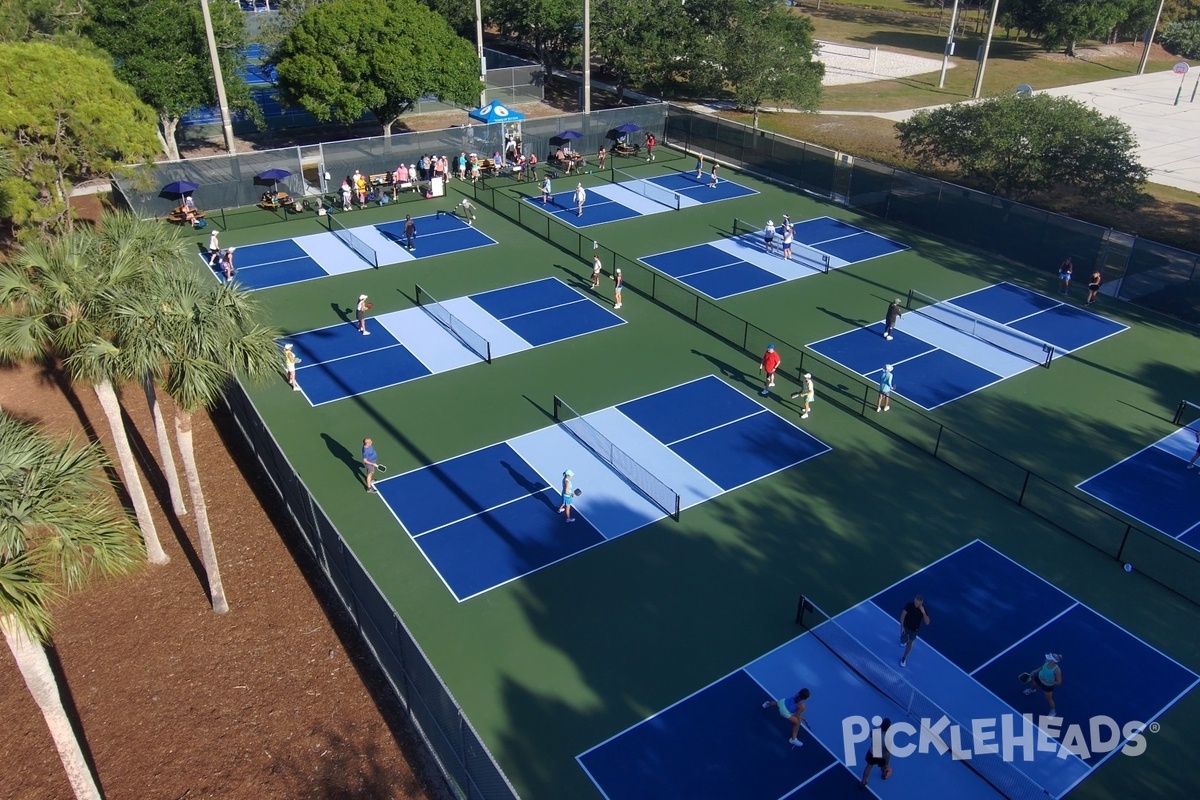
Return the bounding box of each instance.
[597,146,606,170]
[591,255,603,289]
[759,344,780,396]
[883,298,902,341]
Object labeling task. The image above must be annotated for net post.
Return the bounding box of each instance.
[1174,400,1185,426]
[553,395,561,422]
[485,341,492,364]
[905,288,916,310]
[673,495,681,522]
[795,594,813,626]
[822,254,832,274]
[1042,345,1054,368]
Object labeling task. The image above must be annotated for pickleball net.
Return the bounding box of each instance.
[732,218,832,273]
[326,213,380,268]
[906,289,1055,367]
[415,284,492,363]
[797,596,1053,800]
[553,395,682,520]
[609,167,682,211]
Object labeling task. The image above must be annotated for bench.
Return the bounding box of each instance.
[612,142,641,157]
[258,191,291,211]
[167,205,206,225]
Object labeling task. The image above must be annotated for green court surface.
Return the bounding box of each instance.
[202,150,1200,799]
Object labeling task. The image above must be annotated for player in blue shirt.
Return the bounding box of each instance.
[362,438,379,493]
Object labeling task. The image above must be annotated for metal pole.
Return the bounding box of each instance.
[938,0,961,89]
[971,0,1001,99]
[475,0,486,107]
[1137,0,1166,75]
[583,0,591,112]
[199,0,236,155]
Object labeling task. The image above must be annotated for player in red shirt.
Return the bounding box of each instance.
[760,344,780,396]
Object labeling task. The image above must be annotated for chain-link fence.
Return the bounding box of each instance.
[469,167,1200,611]
[665,104,1200,326]
[114,104,666,222]
[221,382,520,800]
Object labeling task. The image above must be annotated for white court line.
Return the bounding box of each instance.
[498,296,589,322]
[293,340,409,371]
[664,407,766,448]
[409,491,546,539]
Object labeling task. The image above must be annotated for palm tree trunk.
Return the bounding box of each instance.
[143,375,187,516]
[93,380,169,565]
[2,617,102,800]
[174,410,228,614]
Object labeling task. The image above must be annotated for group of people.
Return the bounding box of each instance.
[206,229,236,283]
[1057,257,1103,304]
[761,214,796,259]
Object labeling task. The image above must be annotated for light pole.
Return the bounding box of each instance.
[583,0,591,112]
[971,0,1001,100]
[199,0,236,155]
[475,0,486,106]
[1137,0,1167,75]
[938,0,960,89]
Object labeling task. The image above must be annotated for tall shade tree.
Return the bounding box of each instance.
[116,272,281,614]
[724,2,824,127]
[271,0,481,137]
[1002,0,1157,54]
[0,42,159,235]
[87,0,260,161]
[0,230,170,564]
[896,93,1148,204]
[592,0,690,103]
[491,0,580,75]
[0,412,143,800]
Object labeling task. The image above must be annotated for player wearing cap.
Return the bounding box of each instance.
[759,344,780,396]
[283,344,301,391]
[559,469,576,522]
[591,255,603,289]
[1024,653,1063,717]
[574,183,587,217]
[356,294,371,335]
[763,220,776,254]
[884,298,903,341]
[791,372,814,419]
[876,364,894,412]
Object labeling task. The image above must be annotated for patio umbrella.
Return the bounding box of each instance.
[555,130,583,140]
[160,179,199,197]
[614,123,641,133]
[254,168,292,193]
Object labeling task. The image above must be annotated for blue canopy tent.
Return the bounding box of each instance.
[467,102,526,160]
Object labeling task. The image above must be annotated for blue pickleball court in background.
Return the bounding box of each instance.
[200,212,496,290]
[377,376,831,600]
[810,282,1128,409]
[641,216,908,300]
[1078,426,1200,554]
[578,540,1198,800]
[286,277,623,405]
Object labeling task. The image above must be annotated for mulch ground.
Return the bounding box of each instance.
[0,355,435,799]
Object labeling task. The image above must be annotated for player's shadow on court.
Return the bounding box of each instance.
[321,433,365,484]
[331,302,352,325]
[817,305,867,328]
[502,461,546,495]
[691,349,752,388]
[550,262,591,291]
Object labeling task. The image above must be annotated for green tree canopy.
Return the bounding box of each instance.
[724,2,824,125]
[491,0,580,75]
[87,0,260,161]
[1002,0,1157,55]
[0,0,91,44]
[0,42,159,235]
[592,0,690,103]
[896,94,1147,205]
[271,0,481,136]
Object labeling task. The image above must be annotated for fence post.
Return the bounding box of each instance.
[1018,471,1031,505]
[1117,525,1133,562]
[934,425,944,457]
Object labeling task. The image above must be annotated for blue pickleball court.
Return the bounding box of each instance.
[810,282,1128,409]
[1078,426,1200,553]
[641,216,908,300]
[578,540,1198,800]
[376,376,831,600]
[286,277,623,405]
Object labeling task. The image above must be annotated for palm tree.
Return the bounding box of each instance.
[0,229,170,564]
[0,412,143,800]
[93,213,192,518]
[116,270,281,613]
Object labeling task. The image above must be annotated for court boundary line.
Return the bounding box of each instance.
[663,406,767,448]
[645,251,752,283]
[806,331,1004,412]
[798,215,912,254]
[635,252,785,302]
[655,171,761,204]
[1076,431,1199,541]
[294,339,410,371]
[410,487,557,540]
[725,234,836,276]
[967,603,1080,677]
[496,295,591,322]
[402,374,830,602]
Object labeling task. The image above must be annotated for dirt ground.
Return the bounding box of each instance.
[0,201,436,797]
